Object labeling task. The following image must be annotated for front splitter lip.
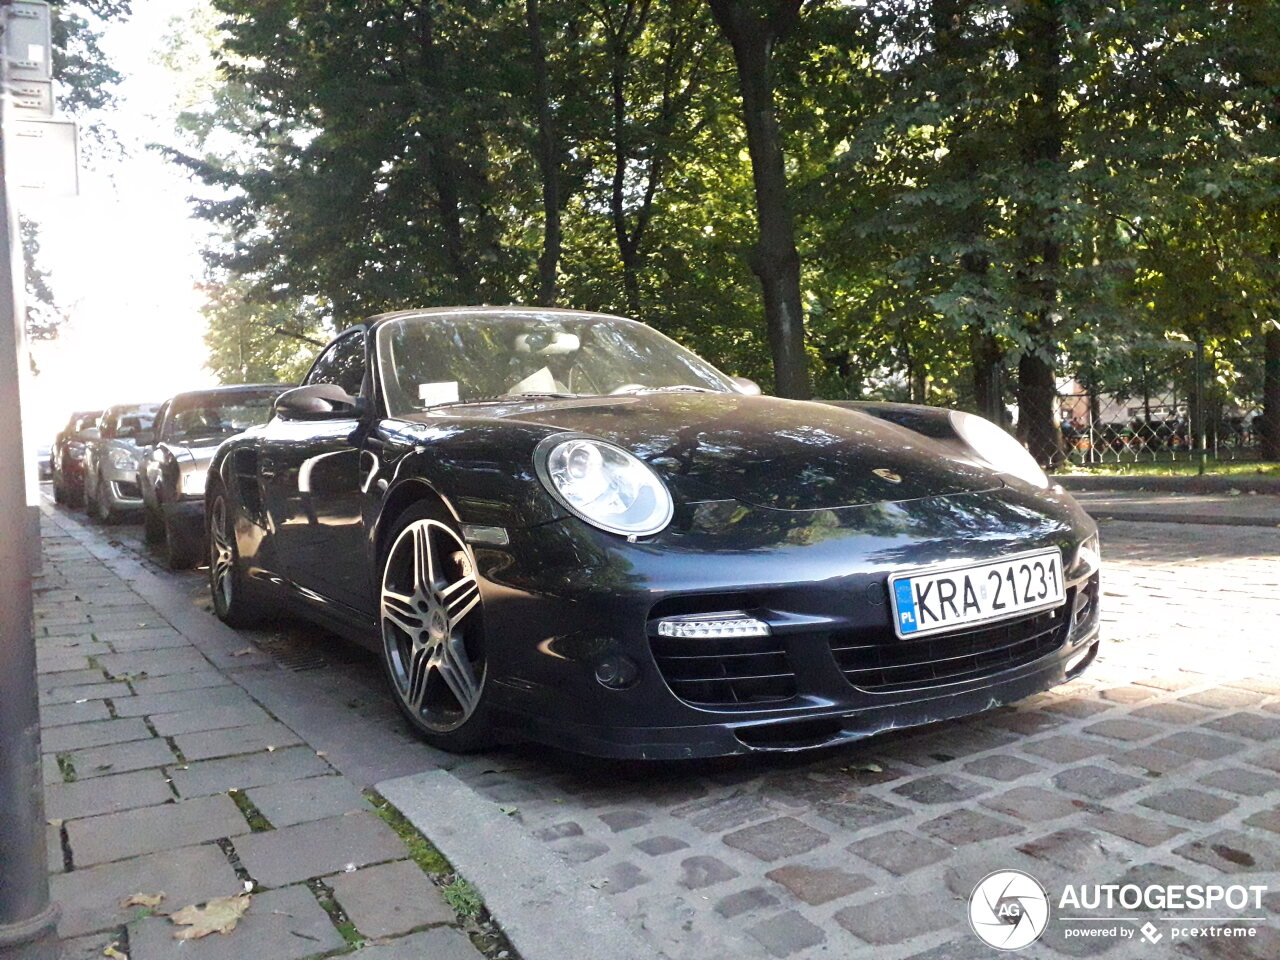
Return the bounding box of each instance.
[497,633,1100,760]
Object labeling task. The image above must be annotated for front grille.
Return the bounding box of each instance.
[113,480,141,500]
[829,597,1072,693]
[649,631,797,706]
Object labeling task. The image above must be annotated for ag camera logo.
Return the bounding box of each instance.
[969,870,1050,950]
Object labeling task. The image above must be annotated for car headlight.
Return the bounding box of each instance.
[949,410,1048,488]
[109,449,135,471]
[537,437,673,537]
[180,469,207,497]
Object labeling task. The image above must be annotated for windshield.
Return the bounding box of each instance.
[376,311,736,418]
[111,404,160,442]
[169,390,278,443]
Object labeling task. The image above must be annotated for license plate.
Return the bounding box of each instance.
[890,548,1064,639]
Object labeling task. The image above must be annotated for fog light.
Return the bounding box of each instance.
[595,654,639,689]
[655,611,771,639]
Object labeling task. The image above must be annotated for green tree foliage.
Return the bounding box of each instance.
[202,278,326,384]
[173,0,1280,457]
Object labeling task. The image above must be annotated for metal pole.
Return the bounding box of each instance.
[0,40,59,954]
[1194,336,1207,476]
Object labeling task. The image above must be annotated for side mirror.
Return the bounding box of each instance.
[275,383,363,420]
[730,376,762,396]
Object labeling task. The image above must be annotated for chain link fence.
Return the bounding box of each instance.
[1056,344,1267,466]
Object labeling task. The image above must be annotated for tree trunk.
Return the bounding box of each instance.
[932,1,1003,422]
[411,3,478,302]
[526,0,561,306]
[708,0,809,399]
[1018,349,1060,466]
[1262,325,1280,459]
[969,325,1003,422]
[1013,0,1065,467]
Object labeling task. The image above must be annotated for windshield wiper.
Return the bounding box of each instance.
[615,385,719,395]
[426,393,581,408]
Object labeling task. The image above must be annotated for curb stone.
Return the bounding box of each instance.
[1057,473,1280,495]
[377,769,665,960]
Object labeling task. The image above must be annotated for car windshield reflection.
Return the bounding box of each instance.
[170,393,278,444]
[376,310,736,418]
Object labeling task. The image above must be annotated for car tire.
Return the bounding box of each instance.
[378,501,496,753]
[207,483,267,627]
[53,475,66,504]
[143,503,164,544]
[163,510,200,571]
[65,479,84,509]
[83,474,99,518]
[93,479,118,525]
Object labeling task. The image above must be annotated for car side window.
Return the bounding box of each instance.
[306,332,367,398]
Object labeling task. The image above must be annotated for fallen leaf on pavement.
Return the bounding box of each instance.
[498,805,518,816]
[170,894,251,940]
[121,892,166,909]
[102,941,127,959]
[230,647,254,657]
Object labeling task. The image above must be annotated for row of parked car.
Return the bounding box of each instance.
[49,384,284,569]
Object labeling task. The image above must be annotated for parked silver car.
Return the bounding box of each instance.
[141,385,282,569]
[83,402,161,524]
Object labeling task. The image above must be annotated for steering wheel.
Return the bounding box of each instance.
[609,384,647,395]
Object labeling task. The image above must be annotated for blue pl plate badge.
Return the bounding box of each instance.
[894,578,919,635]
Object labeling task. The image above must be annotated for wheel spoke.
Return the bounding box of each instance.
[405,643,431,710]
[382,592,424,636]
[413,523,435,592]
[436,636,480,713]
[441,576,480,631]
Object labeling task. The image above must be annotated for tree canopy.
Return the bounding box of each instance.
[172,0,1280,460]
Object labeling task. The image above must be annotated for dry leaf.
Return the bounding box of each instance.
[121,892,166,909]
[102,941,127,959]
[170,894,251,940]
[231,647,255,657]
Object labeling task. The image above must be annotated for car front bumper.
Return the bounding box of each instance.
[102,477,145,511]
[473,484,1101,759]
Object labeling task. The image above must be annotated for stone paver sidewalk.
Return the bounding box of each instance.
[34,510,498,960]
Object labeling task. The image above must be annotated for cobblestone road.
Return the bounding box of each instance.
[61,506,1280,960]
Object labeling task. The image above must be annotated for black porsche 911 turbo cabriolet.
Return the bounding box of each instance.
[207,306,1100,759]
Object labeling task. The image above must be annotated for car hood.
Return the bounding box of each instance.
[439,392,1002,510]
[170,441,223,466]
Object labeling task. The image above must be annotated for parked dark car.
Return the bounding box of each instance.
[83,403,161,524]
[206,307,1101,759]
[51,410,103,507]
[141,384,284,570]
